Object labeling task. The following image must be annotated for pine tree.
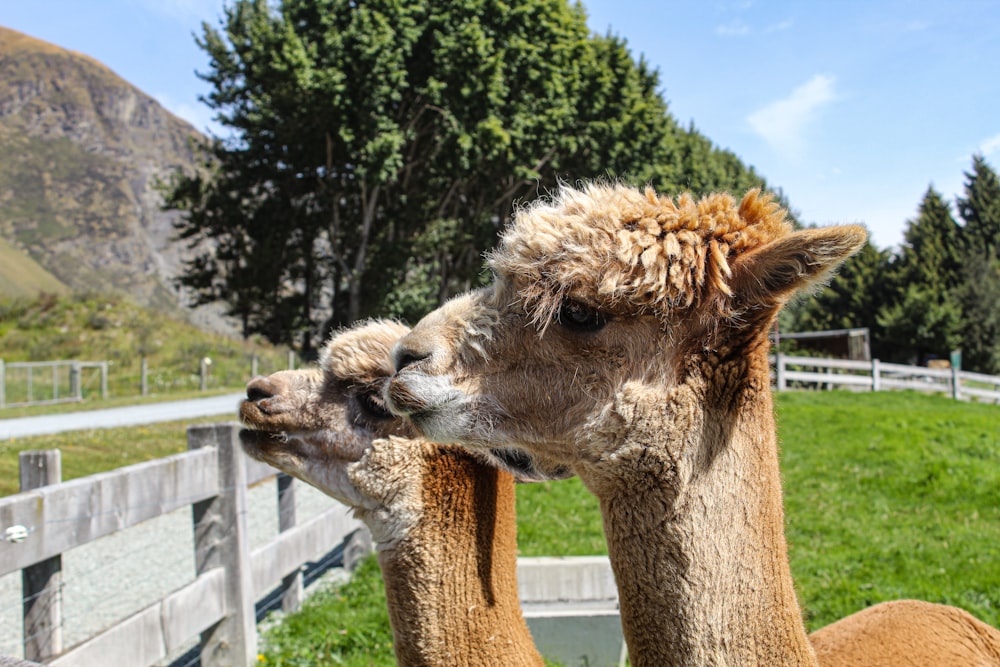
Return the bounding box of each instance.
[877,186,964,363]
[955,251,1000,374]
[956,154,1000,258]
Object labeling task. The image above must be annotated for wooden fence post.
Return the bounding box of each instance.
[775,353,786,391]
[69,362,81,402]
[871,358,881,392]
[188,424,258,667]
[140,358,148,397]
[19,450,63,662]
[276,474,303,612]
[951,366,962,401]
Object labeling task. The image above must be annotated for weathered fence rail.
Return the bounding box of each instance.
[774,354,1000,402]
[0,423,366,667]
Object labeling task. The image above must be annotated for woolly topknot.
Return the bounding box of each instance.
[488,182,792,326]
[320,319,409,383]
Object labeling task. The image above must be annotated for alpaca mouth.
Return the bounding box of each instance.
[486,446,574,482]
[238,427,294,461]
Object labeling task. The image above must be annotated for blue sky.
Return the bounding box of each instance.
[4,0,999,250]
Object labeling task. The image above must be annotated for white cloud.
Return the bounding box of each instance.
[980,132,1000,158]
[747,74,838,160]
[715,20,750,36]
[766,20,793,33]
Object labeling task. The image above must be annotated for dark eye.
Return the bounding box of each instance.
[556,299,607,332]
[355,390,393,422]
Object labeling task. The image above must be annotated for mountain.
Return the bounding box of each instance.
[0,26,232,332]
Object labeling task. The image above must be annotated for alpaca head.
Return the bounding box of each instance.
[385,183,866,470]
[239,320,568,510]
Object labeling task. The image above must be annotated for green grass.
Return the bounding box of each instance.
[777,390,1000,631]
[259,557,396,667]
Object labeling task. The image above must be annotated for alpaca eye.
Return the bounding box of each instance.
[556,299,607,332]
[356,390,393,422]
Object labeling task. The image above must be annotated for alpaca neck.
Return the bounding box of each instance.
[584,351,815,667]
[377,450,543,667]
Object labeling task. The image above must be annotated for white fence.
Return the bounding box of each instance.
[0,423,367,667]
[774,354,1000,403]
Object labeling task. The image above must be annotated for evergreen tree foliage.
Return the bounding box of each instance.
[953,155,1000,373]
[954,251,1000,374]
[956,154,1000,258]
[165,0,768,351]
[876,187,964,363]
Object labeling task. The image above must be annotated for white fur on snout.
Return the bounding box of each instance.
[386,372,474,442]
[387,373,516,452]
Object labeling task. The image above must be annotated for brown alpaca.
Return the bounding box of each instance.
[384,183,1000,666]
[239,320,547,667]
[810,599,1000,666]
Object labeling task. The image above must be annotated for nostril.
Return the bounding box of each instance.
[246,377,275,402]
[392,345,429,373]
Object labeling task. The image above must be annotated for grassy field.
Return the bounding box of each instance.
[3,389,997,663]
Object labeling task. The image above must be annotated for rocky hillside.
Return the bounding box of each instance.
[0,26,230,332]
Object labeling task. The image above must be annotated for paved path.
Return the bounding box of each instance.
[0,393,245,440]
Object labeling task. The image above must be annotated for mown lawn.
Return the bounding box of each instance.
[258,390,1000,663]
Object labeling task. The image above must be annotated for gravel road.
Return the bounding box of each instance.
[0,396,349,662]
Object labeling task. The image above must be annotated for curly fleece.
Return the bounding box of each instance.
[488,183,792,326]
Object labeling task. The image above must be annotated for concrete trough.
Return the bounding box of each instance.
[516,556,626,667]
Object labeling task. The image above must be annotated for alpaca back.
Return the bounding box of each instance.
[810,600,1000,667]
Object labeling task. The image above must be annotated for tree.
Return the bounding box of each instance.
[956,154,1000,258]
[876,187,964,363]
[167,0,691,349]
[954,250,1000,374]
[167,0,770,352]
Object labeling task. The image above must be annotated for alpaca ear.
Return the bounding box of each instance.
[729,225,867,310]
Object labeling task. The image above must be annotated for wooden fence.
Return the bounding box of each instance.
[0,423,367,667]
[774,354,1000,403]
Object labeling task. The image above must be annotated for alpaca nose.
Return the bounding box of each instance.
[245,376,278,402]
[392,342,430,373]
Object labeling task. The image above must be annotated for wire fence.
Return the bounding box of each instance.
[0,351,298,409]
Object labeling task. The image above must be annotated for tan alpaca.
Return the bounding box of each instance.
[384,183,1000,666]
[239,320,547,667]
[810,599,1000,666]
